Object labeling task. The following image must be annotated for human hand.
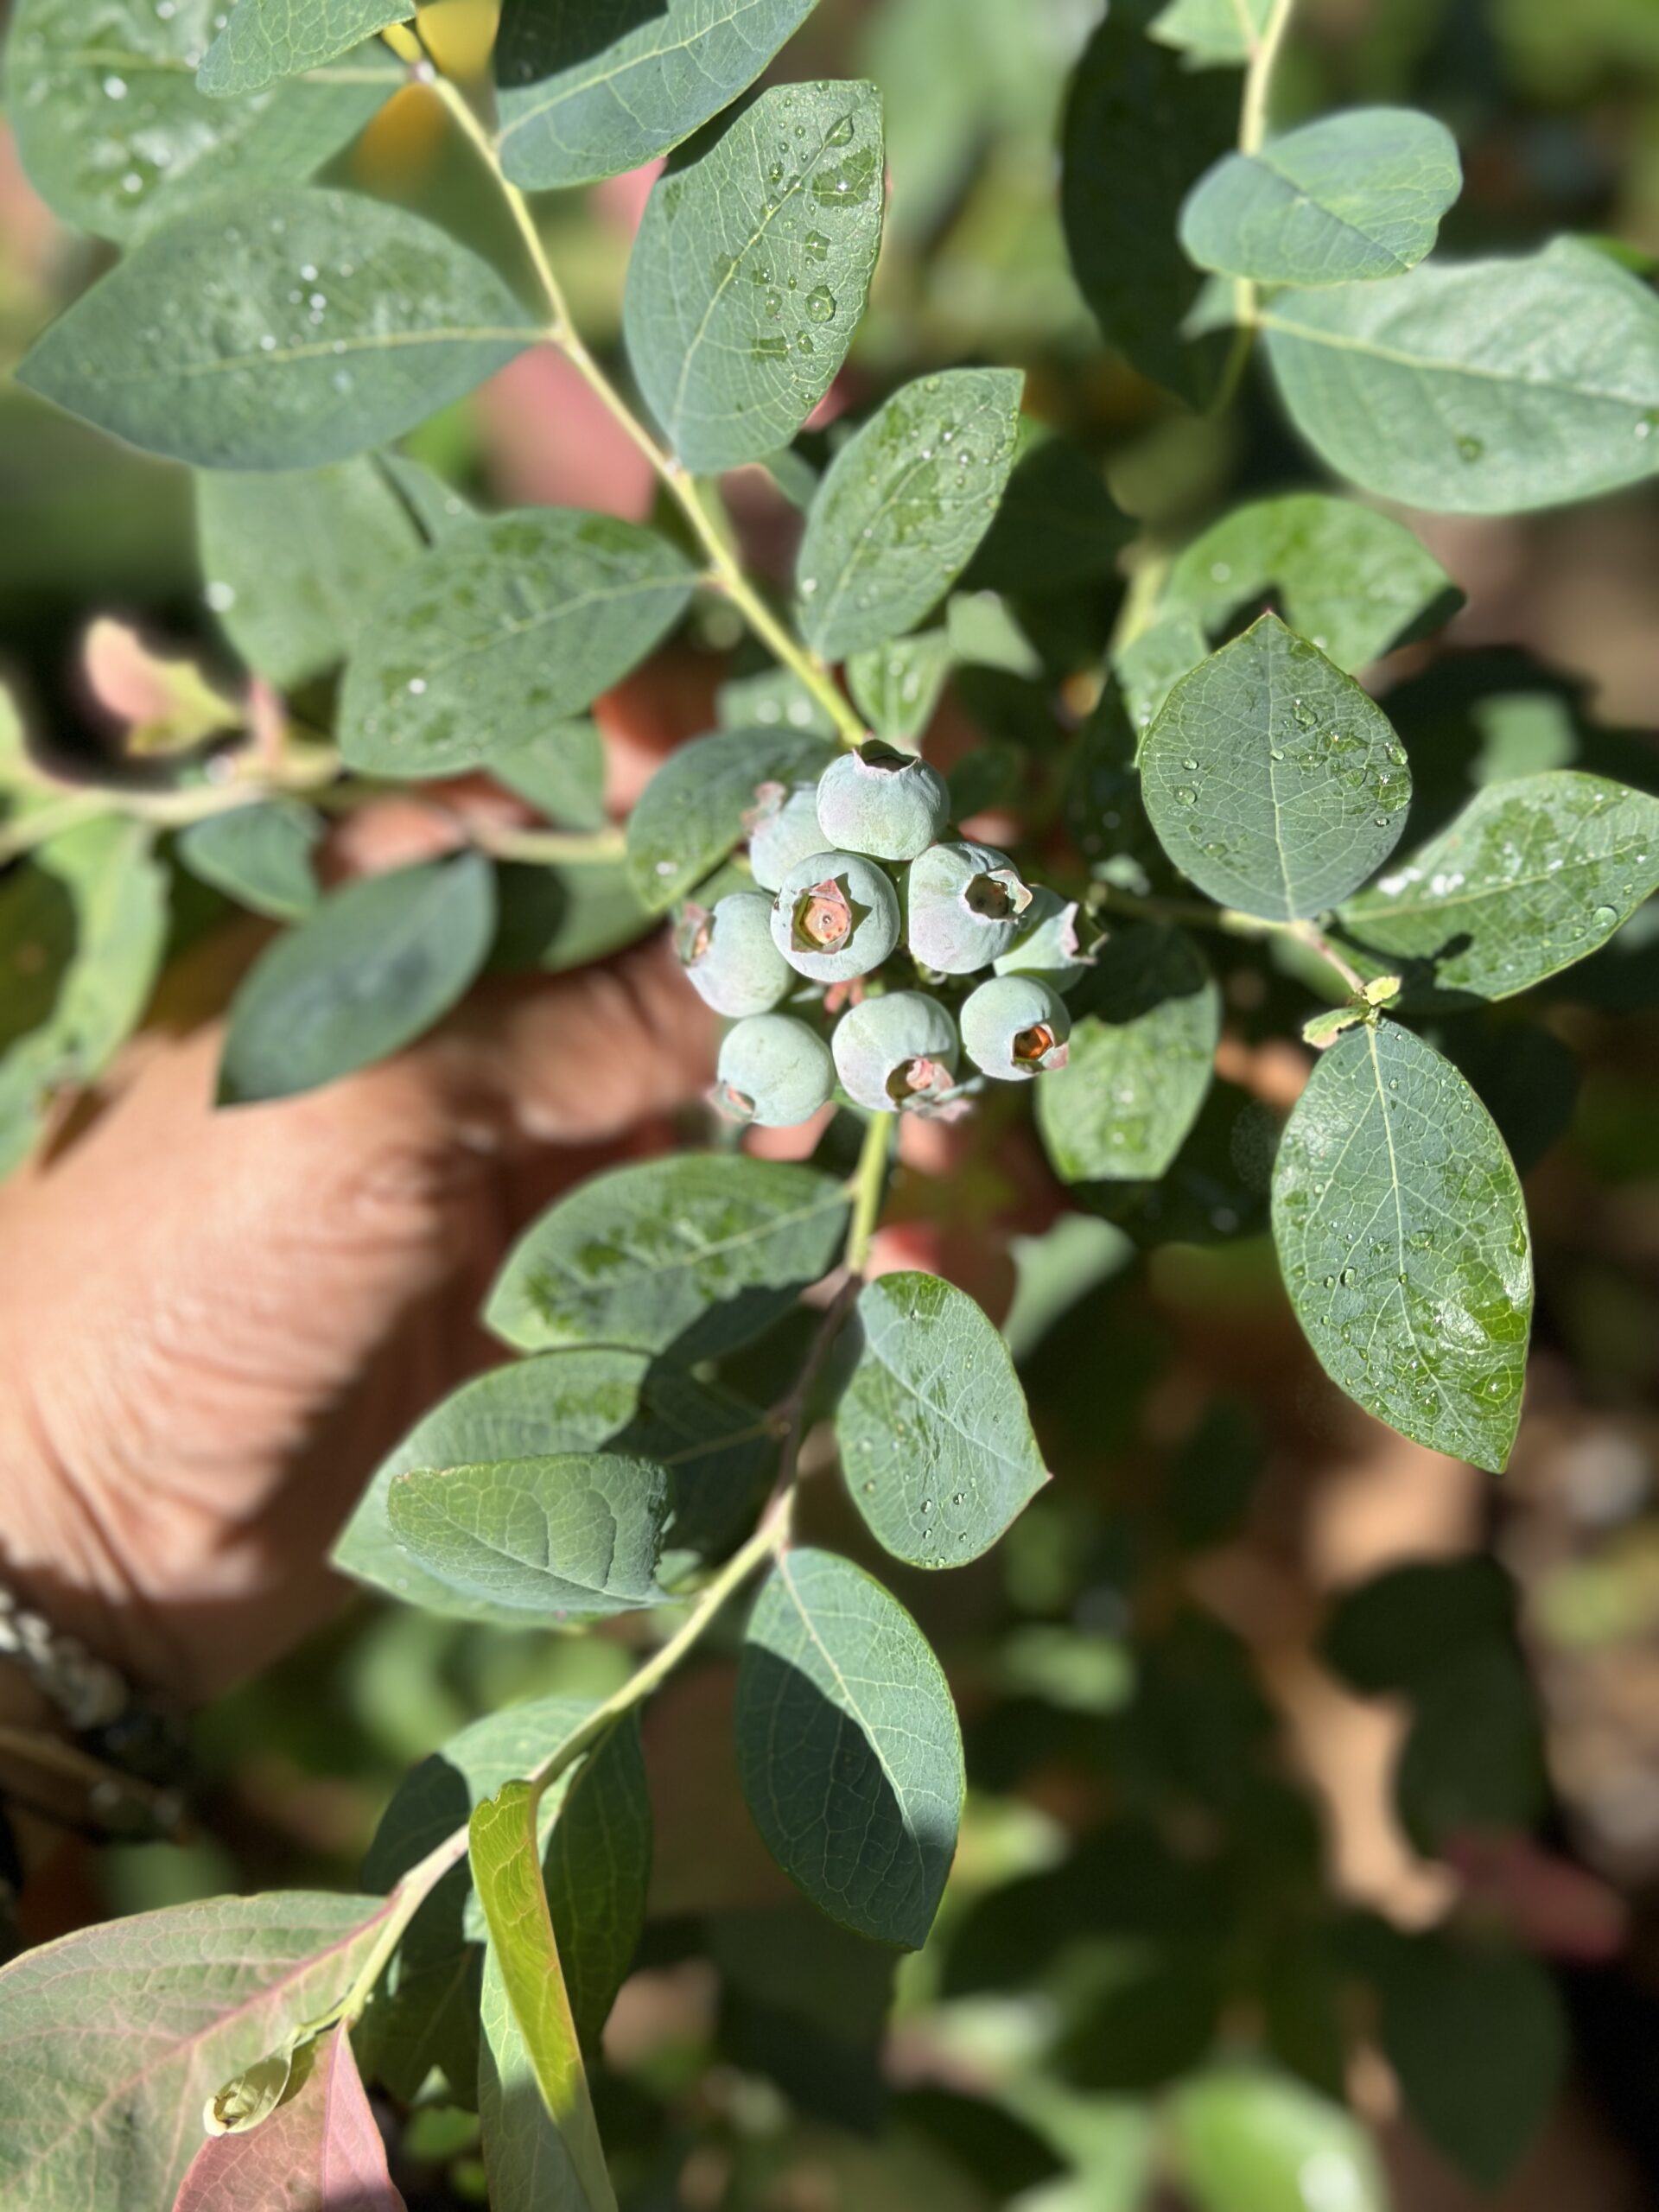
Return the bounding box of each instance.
[0,737,713,1702]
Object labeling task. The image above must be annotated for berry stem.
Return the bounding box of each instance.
[1093,882,1370,996]
[845,1109,894,1275]
[417,51,867,752]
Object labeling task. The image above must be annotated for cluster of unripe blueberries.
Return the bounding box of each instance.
[674,741,1090,1128]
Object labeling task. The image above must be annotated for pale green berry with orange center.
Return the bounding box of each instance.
[832,991,961,1116]
[676,892,791,1017]
[815,741,950,862]
[713,1013,835,1128]
[769,849,901,982]
[993,886,1097,993]
[746,781,828,892]
[905,840,1034,974]
[960,972,1071,1081]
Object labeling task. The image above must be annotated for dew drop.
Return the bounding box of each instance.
[103,73,128,99]
[1174,786,1198,807]
[805,284,836,323]
[1592,902,1618,927]
[1456,434,1484,461]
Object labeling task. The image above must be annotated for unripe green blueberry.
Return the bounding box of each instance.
[960,972,1071,1081]
[746,781,826,892]
[992,886,1096,992]
[815,741,950,862]
[832,990,961,1116]
[770,849,902,983]
[713,1014,835,1128]
[905,841,1035,975]
[676,892,792,1018]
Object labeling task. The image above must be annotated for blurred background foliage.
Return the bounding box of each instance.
[3,0,1659,2206]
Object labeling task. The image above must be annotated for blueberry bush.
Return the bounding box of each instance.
[2,0,1657,2206]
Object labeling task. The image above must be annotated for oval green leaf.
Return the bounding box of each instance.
[198,0,411,95]
[1340,769,1659,1000]
[339,510,695,779]
[16,188,536,470]
[217,851,495,1104]
[625,721,834,910]
[624,80,883,473]
[0,816,168,1177]
[1149,0,1271,66]
[495,0,823,189]
[176,799,323,921]
[1272,1019,1532,1471]
[1061,0,1237,406]
[471,1783,616,2212]
[795,368,1025,662]
[839,1273,1048,1568]
[8,0,398,241]
[334,1349,772,1616]
[1036,925,1219,1182]
[734,1547,964,1948]
[1162,493,1460,676]
[196,455,429,689]
[386,1452,671,1619]
[1180,107,1461,286]
[1141,613,1412,921]
[486,1154,849,1358]
[1263,238,1659,516]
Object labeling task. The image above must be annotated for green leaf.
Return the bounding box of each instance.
[217,852,495,1104]
[962,433,1133,598]
[176,799,323,920]
[1263,239,1659,515]
[198,0,411,95]
[0,1891,392,2212]
[471,1783,616,2212]
[1149,0,1271,67]
[0,817,168,1177]
[175,2022,402,2212]
[847,632,952,745]
[544,1715,653,2053]
[623,81,884,473]
[626,722,834,910]
[1036,925,1220,1181]
[838,1273,1048,1568]
[339,510,695,779]
[1167,2065,1388,2212]
[795,369,1025,662]
[734,1548,963,1948]
[496,0,823,189]
[1396,1644,1547,1850]
[334,1349,772,1616]
[717,666,838,739]
[1340,770,1659,1000]
[487,1154,849,1358]
[7,1,399,242]
[488,723,608,832]
[1271,1019,1532,1471]
[492,856,656,974]
[195,455,428,689]
[1141,613,1412,922]
[386,1452,670,1620]
[1062,0,1238,404]
[1161,493,1461,675]
[1322,1556,1517,1694]
[17,188,536,471]
[1366,1929,1566,2188]
[1115,609,1210,740]
[1180,108,1460,287]
[358,1694,595,2103]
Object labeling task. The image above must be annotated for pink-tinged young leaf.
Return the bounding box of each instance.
[175,2023,404,2212]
